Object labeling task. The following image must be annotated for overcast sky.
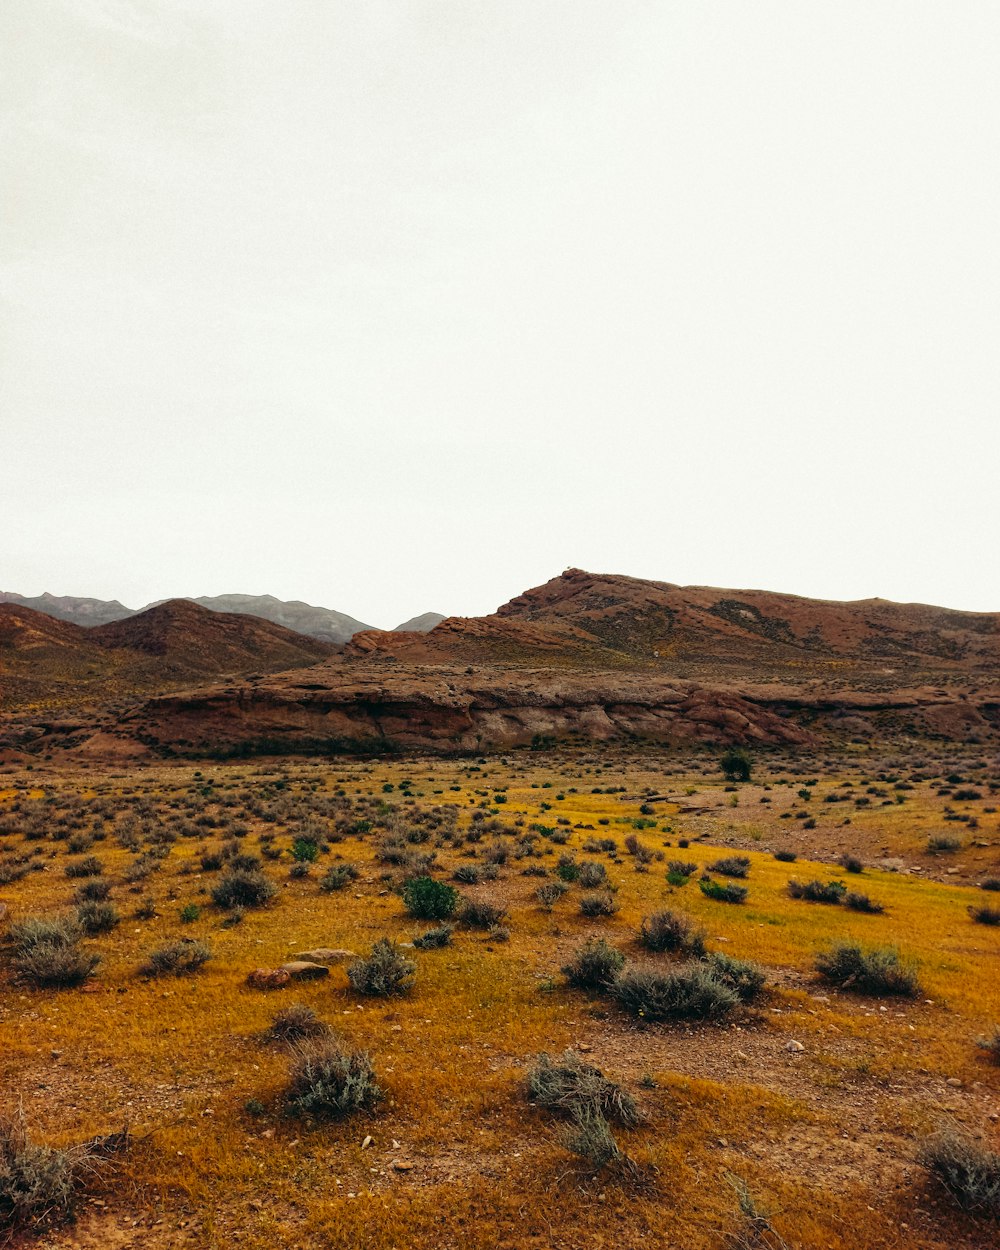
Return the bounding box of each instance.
[3,2,998,627]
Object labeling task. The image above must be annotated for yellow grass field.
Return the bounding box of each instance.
[1,745,998,1248]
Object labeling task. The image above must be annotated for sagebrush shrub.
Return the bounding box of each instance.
[527,1051,640,1127]
[287,1040,383,1119]
[611,965,739,1021]
[703,952,766,1003]
[639,909,706,957]
[75,901,119,935]
[457,898,507,929]
[969,904,1000,926]
[579,891,619,918]
[15,943,99,988]
[845,891,884,914]
[562,938,625,990]
[787,879,846,904]
[347,939,415,997]
[319,863,358,892]
[64,855,103,879]
[815,944,919,997]
[211,869,276,909]
[921,1131,1000,1218]
[139,939,211,978]
[266,1003,330,1045]
[711,855,750,879]
[412,924,453,949]
[0,1109,81,1230]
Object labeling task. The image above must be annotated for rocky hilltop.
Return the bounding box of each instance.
[95,570,1000,758]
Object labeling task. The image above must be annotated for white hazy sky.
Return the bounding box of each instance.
[3,2,999,627]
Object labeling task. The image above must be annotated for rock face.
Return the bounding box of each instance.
[10,569,1000,755]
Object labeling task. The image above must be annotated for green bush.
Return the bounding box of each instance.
[815,944,919,997]
[699,877,747,904]
[401,875,458,921]
[347,938,415,997]
[703,952,766,1003]
[562,938,625,991]
[611,965,739,1021]
[287,1040,383,1119]
[720,748,752,783]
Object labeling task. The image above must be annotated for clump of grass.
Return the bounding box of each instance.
[969,904,1000,926]
[639,909,706,957]
[347,938,415,997]
[558,1105,638,1176]
[286,1040,383,1119]
[787,879,846,904]
[611,965,739,1021]
[815,944,920,997]
[920,1131,1000,1217]
[527,1051,640,1127]
[457,898,507,929]
[844,892,884,914]
[75,901,120,935]
[7,916,80,952]
[704,952,766,1003]
[265,1003,331,1045]
[579,891,619,917]
[64,855,103,879]
[211,869,277,910]
[699,877,748,904]
[14,943,99,989]
[401,875,458,920]
[562,938,625,990]
[412,923,454,949]
[139,939,212,978]
[711,855,750,878]
[0,1107,85,1232]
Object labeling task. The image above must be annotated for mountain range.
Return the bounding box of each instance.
[0,591,443,644]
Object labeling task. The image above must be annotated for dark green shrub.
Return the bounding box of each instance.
[774,849,797,863]
[611,965,738,1021]
[347,939,415,997]
[287,1040,383,1119]
[639,909,705,957]
[787,879,846,904]
[555,855,581,883]
[74,880,111,903]
[979,878,1000,892]
[211,869,277,910]
[75,901,119,935]
[720,748,752,782]
[839,854,864,874]
[845,892,884,914]
[921,1131,1000,1217]
[139,939,211,977]
[401,875,458,921]
[815,944,919,997]
[291,838,319,863]
[562,938,625,990]
[969,904,1000,926]
[412,924,453,949]
[699,877,747,904]
[527,1051,640,1126]
[711,855,750,879]
[704,952,766,1003]
[666,860,697,881]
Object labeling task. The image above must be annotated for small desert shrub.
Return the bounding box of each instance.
[199,851,224,872]
[401,875,458,920]
[347,939,415,997]
[555,854,581,882]
[266,1003,330,1045]
[977,1029,1000,1064]
[720,748,752,782]
[528,1052,640,1127]
[64,855,103,879]
[704,952,766,1003]
[774,849,797,863]
[457,898,507,929]
[319,863,358,892]
[839,854,864,874]
[559,1106,629,1173]
[845,891,884,914]
[211,869,276,910]
[699,877,747,904]
[287,1040,382,1119]
[412,923,453,949]
[536,881,568,910]
[74,879,111,903]
[969,904,1000,926]
[14,943,99,988]
[139,939,211,978]
[927,835,962,853]
[579,891,619,918]
[75,901,120,935]
[612,965,738,1021]
[562,937,625,990]
[452,864,483,885]
[639,909,705,957]
[290,837,319,863]
[666,859,697,881]
[0,1109,81,1230]
[921,1131,1000,1218]
[577,861,609,889]
[980,877,1000,892]
[711,855,750,879]
[7,916,80,952]
[787,879,846,904]
[815,944,919,997]
[623,835,653,865]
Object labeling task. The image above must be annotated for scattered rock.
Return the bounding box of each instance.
[785,1040,805,1053]
[294,948,357,964]
[279,961,330,980]
[246,967,291,990]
